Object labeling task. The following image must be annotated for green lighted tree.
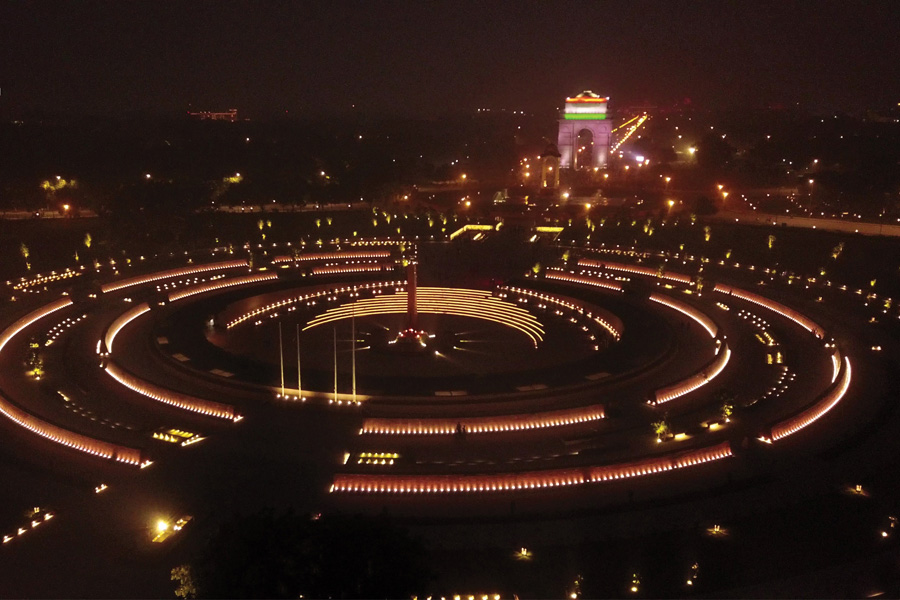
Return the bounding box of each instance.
[721,402,734,421]
[20,243,31,270]
[652,419,669,439]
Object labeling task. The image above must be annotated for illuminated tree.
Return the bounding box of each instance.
[721,403,734,421]
[84,233,92,248]
[20,243,31,271]
[767,234,776,249]
[831,242,844,259]
[652,419,669,440]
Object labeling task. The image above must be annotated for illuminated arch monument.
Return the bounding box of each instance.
[557,91,612,170]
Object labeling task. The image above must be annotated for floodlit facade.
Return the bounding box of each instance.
[557,91,612,170]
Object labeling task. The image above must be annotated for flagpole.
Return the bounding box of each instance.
[297,323,303,400]
[278,322,285,397]
[333,326,338,403]
[351,306,356,403]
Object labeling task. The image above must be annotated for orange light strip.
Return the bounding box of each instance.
[310,263,392,275]
[272,251,391,263]
[770,358,851,441]
[654,345,731,404]
[104,303,151,353]
[649,293,717,338]
[361,404,604,436]
[105,362,237,421]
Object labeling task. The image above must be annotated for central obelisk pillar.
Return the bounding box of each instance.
[406,261,418,331]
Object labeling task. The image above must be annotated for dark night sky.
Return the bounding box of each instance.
[1,0,898,119]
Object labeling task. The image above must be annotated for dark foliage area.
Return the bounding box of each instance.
[186,510,430,599]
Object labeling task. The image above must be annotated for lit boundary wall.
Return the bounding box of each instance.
[332,441,732,494]
[105,362,236,421]
[360,404,605,436]
[100,259,248,294]
[769,357,851,441]
[0,297,143,465]
[653,344,732,405]
[309,263,394,276]
[271,250,392,264]
[649,293,718,338]
[105,302,151,353]
[578,258,693,284]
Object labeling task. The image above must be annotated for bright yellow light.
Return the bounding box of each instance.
[667,199,675,208]
[156,519,169,533]
[465,200,471,207]
[461,173,467,180]
[62,204,70,211]
[717,184,724,190]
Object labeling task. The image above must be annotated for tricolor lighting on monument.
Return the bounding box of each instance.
[563,91,609,120]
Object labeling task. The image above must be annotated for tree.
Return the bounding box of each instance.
[170,565,197,599]
[652,419,669,440]
[20,242,31,270]
[183,510,430,599]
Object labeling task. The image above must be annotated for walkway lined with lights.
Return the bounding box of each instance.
[331,442,732,494]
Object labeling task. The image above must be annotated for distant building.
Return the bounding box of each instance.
[557,91,612,170]
[188,108,239,122]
